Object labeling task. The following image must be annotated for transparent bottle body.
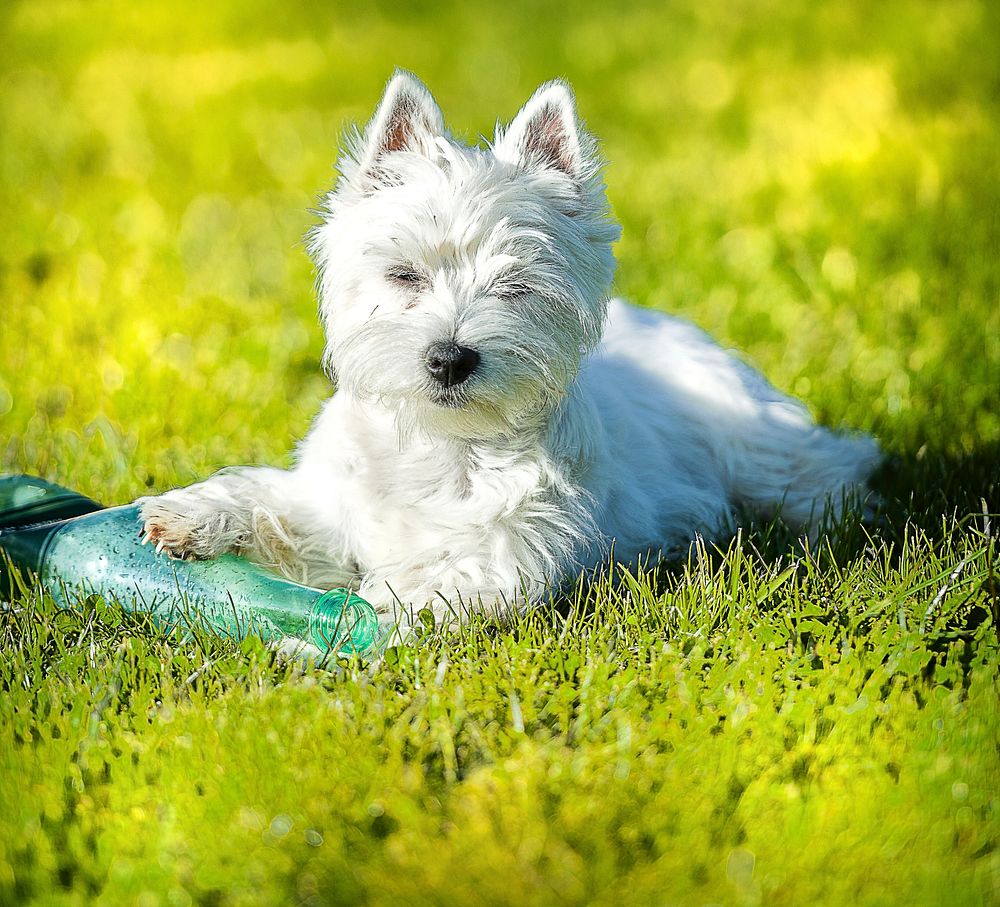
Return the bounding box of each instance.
[1,499,380,655]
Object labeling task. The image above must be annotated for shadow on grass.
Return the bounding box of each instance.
[871,438,1000,542]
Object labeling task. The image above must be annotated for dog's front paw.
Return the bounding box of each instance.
[138,491,235,560]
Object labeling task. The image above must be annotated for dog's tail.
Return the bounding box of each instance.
[726,381,882,535]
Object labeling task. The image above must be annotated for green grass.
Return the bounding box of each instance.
[1,0,998,904]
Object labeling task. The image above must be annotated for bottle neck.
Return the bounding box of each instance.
[0,475,103,530]
[0,519,66,597]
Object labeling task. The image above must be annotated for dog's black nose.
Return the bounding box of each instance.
[425,341,480,387]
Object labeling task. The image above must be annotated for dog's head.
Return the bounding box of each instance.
[310,70,619,440]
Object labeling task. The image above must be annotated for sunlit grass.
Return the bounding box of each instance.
[1,0,998,903]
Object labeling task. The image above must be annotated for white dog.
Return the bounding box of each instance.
[140,70,879,631]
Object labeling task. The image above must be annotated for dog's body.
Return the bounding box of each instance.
[140,71,879,628]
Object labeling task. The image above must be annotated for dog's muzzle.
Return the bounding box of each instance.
[425,341,480,388]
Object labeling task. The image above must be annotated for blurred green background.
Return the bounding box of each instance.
[2,0,997,502]
[1,1,998,905]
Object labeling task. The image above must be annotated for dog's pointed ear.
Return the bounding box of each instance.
[354,70,445,182]
[494,80,591,180]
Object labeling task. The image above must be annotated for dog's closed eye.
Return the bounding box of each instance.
[386,265,429,289]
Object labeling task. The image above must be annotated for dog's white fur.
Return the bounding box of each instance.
[140,70,880,631]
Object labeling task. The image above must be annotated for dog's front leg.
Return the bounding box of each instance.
[358,544,552,633]
[138,466,355,587]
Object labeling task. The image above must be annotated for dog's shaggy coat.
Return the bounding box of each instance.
[140,71,880,630]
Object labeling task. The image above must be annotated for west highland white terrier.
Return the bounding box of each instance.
[140,70,880,633]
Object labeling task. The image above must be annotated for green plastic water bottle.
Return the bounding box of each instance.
[0,475,382,655]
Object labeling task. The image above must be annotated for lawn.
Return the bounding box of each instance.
[1,0,998,904]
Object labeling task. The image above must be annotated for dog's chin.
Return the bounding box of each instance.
[419,396,510,440]
[394,384,538,442]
